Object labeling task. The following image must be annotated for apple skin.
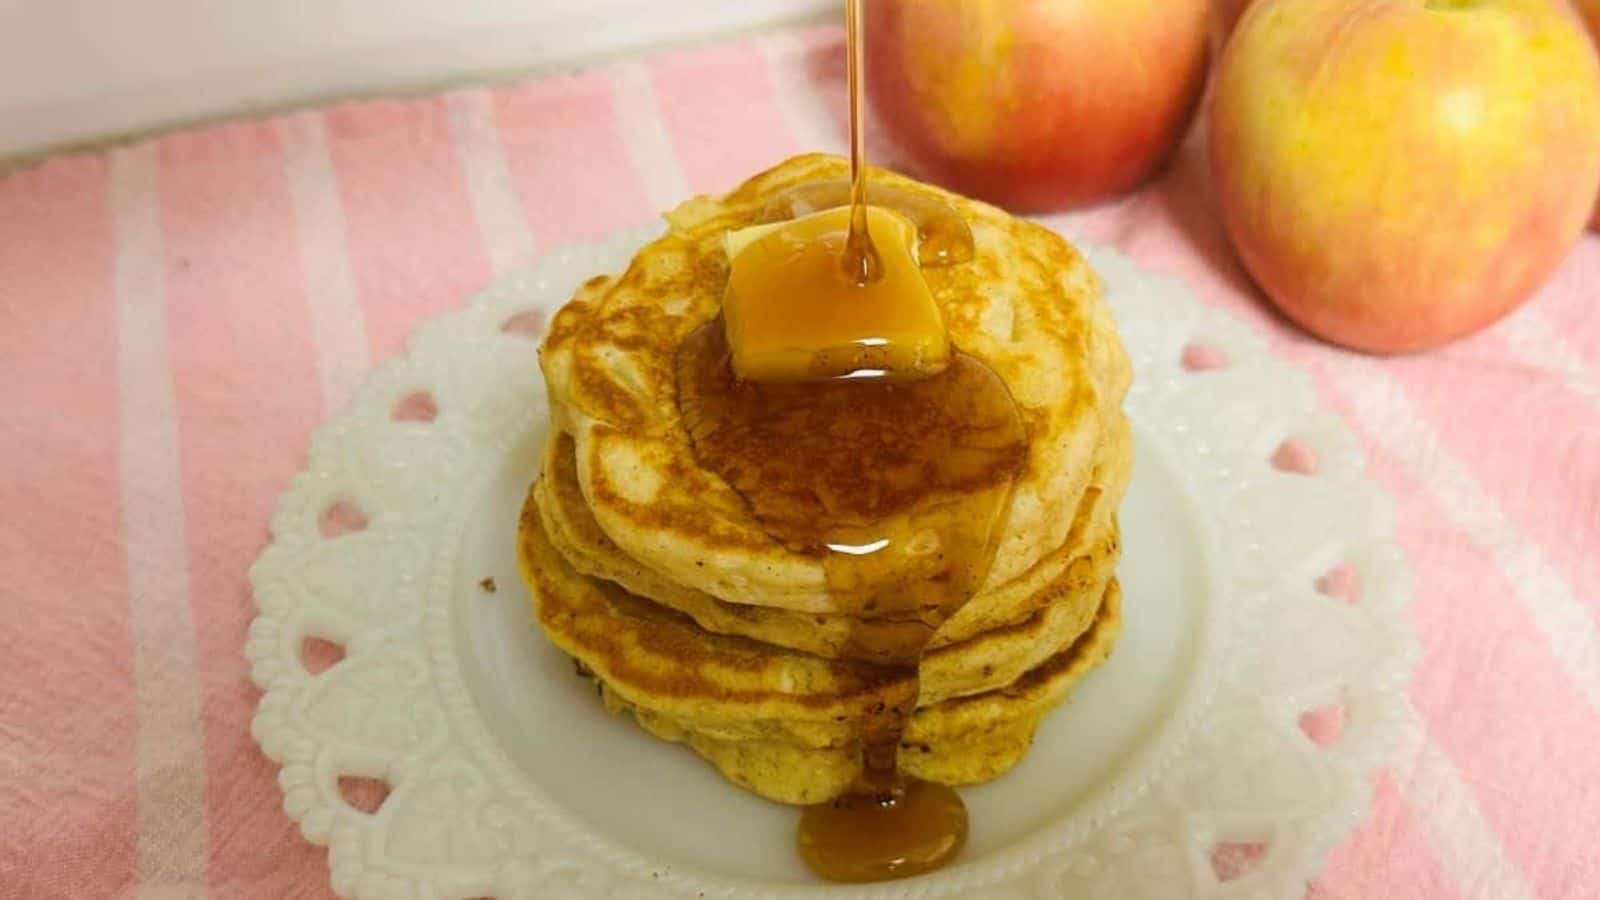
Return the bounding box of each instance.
[1578,0,1600,228]
[865,0,1211,212]
[1216,0,1256,40]
[1210,0,1600,354]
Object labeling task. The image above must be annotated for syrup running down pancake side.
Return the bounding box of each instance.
[677,321,1027,880]
[675,3,1030,883]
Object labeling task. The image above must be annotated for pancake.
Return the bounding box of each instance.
[521,154,1133,809]
[593,583,1122,805]
[534,413,1130,661]
[519,488,1112,728]
[539,153,1132,615]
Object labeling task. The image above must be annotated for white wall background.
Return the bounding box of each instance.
[0,0,835,158]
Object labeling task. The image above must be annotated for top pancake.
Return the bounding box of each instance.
[539,154,1131,614]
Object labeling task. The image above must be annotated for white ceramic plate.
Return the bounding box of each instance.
[248,226,1416,900]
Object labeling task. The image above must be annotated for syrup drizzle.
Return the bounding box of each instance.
[841,0,882,287]
[687,0,1024,882]
[675,325,1025,882]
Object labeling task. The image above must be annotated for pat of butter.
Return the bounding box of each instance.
[724,218,789,262]
[721,206,949,383]
[723,207,921,262]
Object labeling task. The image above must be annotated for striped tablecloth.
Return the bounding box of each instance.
[3,26,1597,900]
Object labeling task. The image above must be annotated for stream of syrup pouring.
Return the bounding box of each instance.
[840,0,880,289]
[675,0,1027,884]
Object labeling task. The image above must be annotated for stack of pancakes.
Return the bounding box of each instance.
[518,155,1133,805]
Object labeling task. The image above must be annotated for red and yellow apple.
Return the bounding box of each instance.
[1210,0,1600,353]
[865,0,1211,212]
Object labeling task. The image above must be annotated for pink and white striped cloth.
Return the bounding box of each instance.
[2,26,1597,900]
